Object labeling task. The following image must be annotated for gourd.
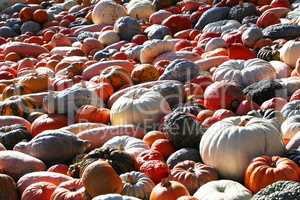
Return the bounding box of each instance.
[200,116,285,181]
[131,64,160,84]
[98,31,120,46]
[92,0,127,25]
[281,100,300,118]
[114,16,142,41]
[213,58,276,88]
[193,180,252,200]
[195,7,231,30]
[13,130,90,165]
[149,10,172,24]
[252,181,300,200]
[202,20,241,33]
[244,156,300,193]
[162,14,192,35]
[166,148,201,168]
[136,149,165,168]
[3,42,49,57]
[0,125,31,150]
[126,0,155,20]
[280,40,300,67]
[18,73,49,93]
[257,46,281,62]
[92,194,141,200]
[0,95,36,118]
[60,123,106,135]
[0,150,46,180]
[68,147,136,178]
[139,160,169,184]
[263,24,300,40]
[162,111,206,149]
[110,88,171,127]
[242,27,263,48]
[145,25,171,40]
[281,116,300,144]
[228,3,259,22]
[121,171,155,200]
[0,174,18,200]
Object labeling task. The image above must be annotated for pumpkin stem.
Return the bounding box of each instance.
[161,179,172,188]
[239,118,249,126]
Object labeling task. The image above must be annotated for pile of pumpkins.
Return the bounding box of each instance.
[1,0,300,199]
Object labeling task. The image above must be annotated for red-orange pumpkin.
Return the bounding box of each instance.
[50,179,85,200]
[150,180,190,200]
[75,105,110,124]
[47,164,69,176]
[151,139,176,159]
[21,182,57,200]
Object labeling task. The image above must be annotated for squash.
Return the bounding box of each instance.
[150,180,189,200]
[286,131,300,151]
[82,160,123,198]
[242,27,263,48]
[195,56,229,71]
[252,181,300,200]
[18,73,49,93]
[159,59,199,83]
[76,105,110,124]
[162,14,192,35]
[131,64,160,84]
[121,171,155,199]
[145,24,171,40]
[152,0,178,9]
[247,109,284,130]
[92,0,127,25]
[281,100,300,118]
[136,149,164,168]
[213,59,276,88]
[0,150,46,180]
[162,111,206,149]
[260,97,287,111]
[3,42,49,57]
[110,88,171,127]
[114,16,142,41]
[168,161,218,194]
[205,38,227,52]
[285,149,300,166]
[270,61,291,78]
[193,180,252,200]
[0,174,18,200]
[2,84,31,100]
[17,172,72,194]
[263,24,300,40]
[228,3,258,22]
[92,194,141,200]
[140,160,169,184]
[69,146,136,178]
[98,31,120,46]
[257,45,281,62]
[202,20,241,34]
[0,125,31,150]
[244,155,300,193]
[14,130,89,165]
[21,182,56,200]
[0,116,31,130]
[77,125,145,150]
[60,123,106,135]
[47,164,69,176]
[281,116,300,145]
[50,179,85,200]
[0,95,36,118]
[280,40,300,68]
[149,10,172,25]
[127,0,155,20]
[195,7,230,30]
[200,116,285,181]
[166,148,201,169]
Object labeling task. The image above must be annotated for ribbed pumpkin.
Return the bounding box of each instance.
[21,182,57,200]
[50,179,85,200]
[75,105,110,124]
[0,95,36,117]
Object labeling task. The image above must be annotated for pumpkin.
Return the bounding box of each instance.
[257,46,281,62]
[140,40,174,64]
[2,84,31,100]
[263,24,300,40]
[281,100,300,118]
[0,174,18,200]
[200,116,285,181]
[140,160,169,184]
[286,131,300,151]
[203,81,244,111]
[0,116,31,130]
[166,148,201,169]
[168,160,218,194]
[82,160,123,198]
[92,194,141,200]
[50,179,85,200]
[280,40,300,68]
[0,95,36,117]
[76,105,110,124]
[193,180,252,200]
[236,100,260,116]
[98,31,120,46]
[290,88,300,101]
[31,114,68,137]
[18,73,49,93]
[110,88,171,127]
[21,182,57,200]
[143,130,167,147]
[114,16,142,41]
[17,172,73,194]
[92,0,127,25]
[136,149,165,169]
[252,181,300,200]
[14,130,89,165]
[3,42,49,58]
[162,111,206,149]
[257,10,280,28]
[151,139,175,159]
[0,124,32,150]
[213,58,276,88]
[150,180,190,200]
[228,3,258,22]
[47,164,69,176]
[242,27,263,48]
[244,156,300,193]
[260,97,288,111]
[285,149,300,166]
[195,7,230,30]
[281,116,300,145]
[121,171,155,199]
[247,109,285,130]
[127,0,155,20]
[162,14,192,35]
[0,150,46,180]
[69,146,136,178]
[202,20,241,34]
[131,64,160,84]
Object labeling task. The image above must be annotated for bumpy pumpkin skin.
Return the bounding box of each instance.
[0,174,18,200]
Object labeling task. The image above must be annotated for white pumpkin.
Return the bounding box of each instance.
[127,0,155,20]
[92,194,141,200]
[281,100,300,118]
[269,61,292,78]
[92,0,127,25]
[110,88,171,126]
[102,136,148,157]
[281,115,300,143]
[200,116,285,181]
[280,40,300,68]
[213,58,277,88]
[98,30,120,46]
[205,38,227,52]
[202,20,241,33]
[193,180,252,200]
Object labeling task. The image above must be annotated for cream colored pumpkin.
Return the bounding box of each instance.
[281,100,300,118]
[98,30,120,46]
[193,180,252,200]
[199,116,285,181]
[281,115,300,143]
[92,0,127,25]
[280,40,300,68]
[92,194,142,200]
[202,20,241,33]
[213,58,276,87]
[269,61,292,79]
[121,171,155,199]
[110,88,171,126]
[127,0,155,20]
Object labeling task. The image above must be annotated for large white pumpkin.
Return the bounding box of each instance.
[213,58,277,88]
[280,40,300,68]
[110,88,171,126]
[193,180,252,200]
[200,116,285,181]
[92,0,127,25]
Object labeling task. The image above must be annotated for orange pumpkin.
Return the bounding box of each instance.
[19,7,34,22]
[21,182,57,200]
[143,131,168,147]
[47,164,69,176]
[244,156,300,193]
[50,179,85,200]
[196,110,214,123]
[151,139,175,159]
[75,105,110,124]
[150,180,190,200]
[31,114,68,137]
[18,73,49,93]
[2,84,32,100]
[131,64,160,84]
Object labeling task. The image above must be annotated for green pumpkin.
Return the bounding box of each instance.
[0,95,36,117]
[0,125,32,150]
